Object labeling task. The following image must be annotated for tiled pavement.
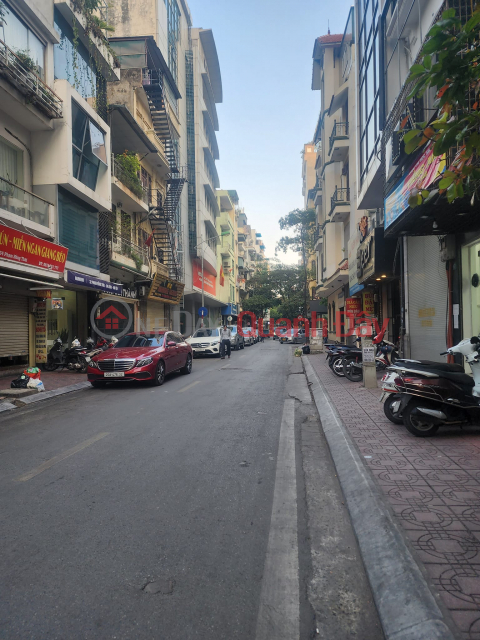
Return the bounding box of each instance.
[0,369,87,395]
[308,354,480,640]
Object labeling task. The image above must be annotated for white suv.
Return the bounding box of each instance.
[186,328,222,357]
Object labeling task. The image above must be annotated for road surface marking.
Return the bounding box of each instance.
[15,432,110,482]
[255,398,299,640]
[177,380,201,393]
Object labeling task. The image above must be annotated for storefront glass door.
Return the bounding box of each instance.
[462,241,480,339]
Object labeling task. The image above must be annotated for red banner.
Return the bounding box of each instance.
[193,260,216,296]
[0,227,68,272]
[346,297,362,316]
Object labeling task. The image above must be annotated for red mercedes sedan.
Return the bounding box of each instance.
[87,331,192,387]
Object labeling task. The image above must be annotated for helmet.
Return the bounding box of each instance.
[110,336,118,344]
[71,338,81,347]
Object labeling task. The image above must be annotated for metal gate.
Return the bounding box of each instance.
[0,293,29,358]
[407,236,448,360]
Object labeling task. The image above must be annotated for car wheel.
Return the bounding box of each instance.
[240,342,245,349]
[90,381,106,388]
[181,354,192,375]
[152,360,165,386]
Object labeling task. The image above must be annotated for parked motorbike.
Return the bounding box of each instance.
[380,336,480,437]
[341,331,399,382]
[43,338,89,373]
[325,339,362,377]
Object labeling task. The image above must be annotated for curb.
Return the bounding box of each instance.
[303,356,457,640]
[0,381,91,411]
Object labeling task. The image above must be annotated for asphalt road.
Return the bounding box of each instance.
[0,341,382,639]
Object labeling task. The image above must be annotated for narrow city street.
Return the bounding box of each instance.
[0,342,382,640]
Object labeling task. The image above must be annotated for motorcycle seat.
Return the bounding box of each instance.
[397,359,465,373]
[404,365,474,387]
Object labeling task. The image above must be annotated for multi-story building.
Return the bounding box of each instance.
[0,0,119,367]
[216,190,239,324]
[380,0,476,361]
[311,16,357,342]
[301,142,318,303]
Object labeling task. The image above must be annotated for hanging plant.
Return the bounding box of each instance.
[14,49,37,73]
[0,1,8,26]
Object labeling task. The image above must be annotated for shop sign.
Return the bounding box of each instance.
[348,233,364,295]
[363,291,375,315]
[359,215,369,242]
[346,297,362,316]
[0,227,68,272]
[357,232,375,282]
[67,270,123,295]
[122,287,137,299]
[384,144,446,229]
[36,290,52,299]
[148,272,185,304]
[35,299,47,363]
[192,260,216,296]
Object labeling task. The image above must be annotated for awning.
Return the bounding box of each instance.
[110,105,158,155]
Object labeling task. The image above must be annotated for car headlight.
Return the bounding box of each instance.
[211,341,219,346]
[89,359,99,369]
[136,357,153,367]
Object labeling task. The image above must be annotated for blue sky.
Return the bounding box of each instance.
[187,0,354,263]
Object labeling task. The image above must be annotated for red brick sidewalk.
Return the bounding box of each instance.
[0,369,87,394]
[308,353,480,640]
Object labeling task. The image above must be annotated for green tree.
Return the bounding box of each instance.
[402,6,480,207]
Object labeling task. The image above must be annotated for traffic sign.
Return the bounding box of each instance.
[198,306,208,317]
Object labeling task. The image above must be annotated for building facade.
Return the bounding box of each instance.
[0,0,119,366]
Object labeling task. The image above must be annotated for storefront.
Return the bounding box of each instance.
[144,271,184,332]
[356,222,398,344]
[0,227,68,366]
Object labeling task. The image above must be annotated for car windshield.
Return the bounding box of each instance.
[114,335,164,348]
[193,329,219,338]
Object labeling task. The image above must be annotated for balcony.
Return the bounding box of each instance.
[314,185,322,206]
[329,187,350,223]
[0,39,63,121]
[314,224,323,250]
[110,231,150,275]
[328,121,349,161]
[0,177,51,231]
[111,156,149,212]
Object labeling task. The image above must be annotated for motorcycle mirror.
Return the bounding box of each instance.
[471,336,480,344]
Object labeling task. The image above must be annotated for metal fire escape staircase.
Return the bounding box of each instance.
[143,73,186,282]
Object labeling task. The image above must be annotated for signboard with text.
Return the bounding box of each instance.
[0,227,68,272]
[384,144,446,229]
[363,291,375,315]
[67,270,123,295]
[35,300,47,363]
[148,272,184,305]
[192,260,216,296]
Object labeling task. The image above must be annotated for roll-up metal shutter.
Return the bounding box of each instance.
[146,301,166,331]
[407,236,448,360]
[0,293,29,358]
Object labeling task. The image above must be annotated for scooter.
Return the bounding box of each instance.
[380,336,480,437]
[342,331,399,382]
[326,339,362,377]
[43,337,89,372]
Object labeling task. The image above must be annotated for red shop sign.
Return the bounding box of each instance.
[0,227,68,272]
[192,260,216,296]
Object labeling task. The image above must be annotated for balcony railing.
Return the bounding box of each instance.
[0,177,50,228]
[110,231,149,269]
[330,187,350,214]
[111,157,150,205]
[328,121,349,155]
[0,39,62,119]
[313,224,322,246]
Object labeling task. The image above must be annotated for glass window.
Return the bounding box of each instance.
[89,121,107,165]
[0,135,24,186]
[54,8,104,104]
[71,100,106,190]
[2,4,45,79]
[193,329,220,337]
[58,187,98,269]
